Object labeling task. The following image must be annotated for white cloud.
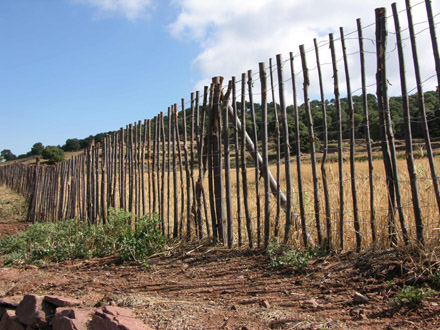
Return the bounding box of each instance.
[170,0,439,101]
[73,0,154,20]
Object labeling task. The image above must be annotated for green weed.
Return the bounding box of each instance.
[393,285,430,308]
[267,238,321,273]
[0,208,164,265]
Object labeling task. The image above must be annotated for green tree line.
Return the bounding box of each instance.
[2,90,438,163]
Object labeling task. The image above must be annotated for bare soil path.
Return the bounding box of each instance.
[0,185,439,329]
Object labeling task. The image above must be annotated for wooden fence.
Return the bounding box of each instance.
[1,1,440,251]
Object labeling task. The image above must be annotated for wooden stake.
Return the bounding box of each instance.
[407,0,440,236]
[340,28,361,251]
[248,70,261,248]
[392,2,424,246]
[300,45,322,247]
[290,52,308,247]
[357,19,376,246]
[329,35,345,249]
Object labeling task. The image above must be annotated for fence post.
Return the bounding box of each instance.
[269,58,282,238]
[407,0,440,235]
[329,34,345,250]
[340,28,361,251]
[240,73,253,248]
[276,54,293,244]
[290,52,308,247]
[232,76,243,246]
[259,63,271,248]
[392,2,424,246]
[357,19,376,246]
[314,39,332,250]
[224,80,234,248]
[248,71,261,248]
[375,8,399,246]
[300,45,322,247]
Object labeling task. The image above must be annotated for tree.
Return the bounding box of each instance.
[42,146,64,164]
[30,142,44,155]
[63,138,81,152]
[1,149,16,162]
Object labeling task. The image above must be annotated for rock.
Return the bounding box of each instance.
[16,294,53,328]
[260,300,270,308]
[0,310,25,330]
[353,292,369,304]
[44,296,81,308]
[89,312,118,330]
[102,306,134,317]
[0,296,22,308]
[89,306,154,330]
[52,308,90,330]
[117,315,153,330]
[52,316,78,330]
[302,299,321,309]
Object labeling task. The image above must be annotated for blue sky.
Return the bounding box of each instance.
[0,0,438,156]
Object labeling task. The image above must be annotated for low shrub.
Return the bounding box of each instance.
[0,208,164,265]
[393,285,431,308]
[267,238,323,273]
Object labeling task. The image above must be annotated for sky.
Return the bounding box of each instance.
[0,0,438,156]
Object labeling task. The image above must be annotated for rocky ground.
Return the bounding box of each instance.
[1,185,439,329]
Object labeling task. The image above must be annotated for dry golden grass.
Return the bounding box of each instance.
[4,141,439,251]
[0,185,28,222]
[153,152,440,251]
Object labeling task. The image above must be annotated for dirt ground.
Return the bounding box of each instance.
[1,185,440,330]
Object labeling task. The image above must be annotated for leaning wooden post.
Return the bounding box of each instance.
[207,83,218,241]
[142,119,147,215]
[175,105,185,238]
[190,92,197,236]
[152,118,157,215]
[127,124,133,215]
[259,63,271,248]
[121,128,127,211]
[248,70,262,248]
[182,98,192,239]
[314,39,332,249]
[240,74,253,248]
[375,8,399,245]
[290,52,308,247]
[172,105,179,238]
[156,114,162,224]
[392,2,424,245]
[425,0,440,108]
[357,19,376,246]
[222,80,234,247]
[167,108,172,236]
[134,122,139,219]
[329,35,345,250]
[147,120,152,217]
[407,0,440,234]
[378,8,409,246]
[137,120,142,218]
[340,28,361,251]
[196,88,209,238]
[87,139,94,223]
[161,112,166,234]
[269,58,282,238]
[101,138,108,223]
[111,133,116,209]
[232,76,243,246]
[212,77,226,243]
[300,45,322,247]
[276,54,293,244]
